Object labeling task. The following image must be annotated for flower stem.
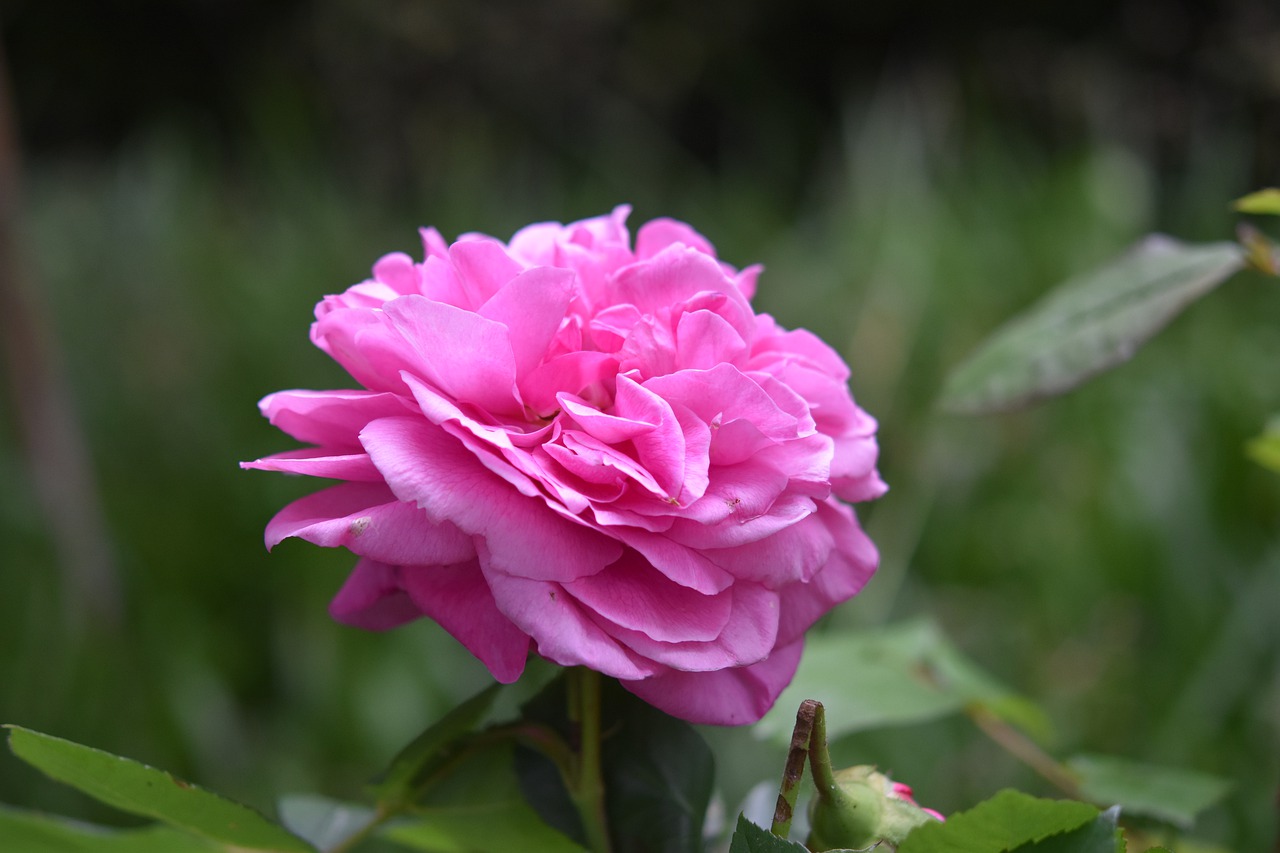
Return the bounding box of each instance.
[772,699,819,838]
[568,668,613,853]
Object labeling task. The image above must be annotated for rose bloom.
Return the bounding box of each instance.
[243,207,884,725]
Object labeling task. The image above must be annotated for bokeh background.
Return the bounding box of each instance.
[2,1,1278,849]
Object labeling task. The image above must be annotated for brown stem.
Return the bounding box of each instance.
[772,699,819,837]
[968,706,1082,798]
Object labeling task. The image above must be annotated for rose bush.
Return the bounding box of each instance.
[243,206,884,725]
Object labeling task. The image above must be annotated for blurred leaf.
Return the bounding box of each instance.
[1246,417,1280,473]
[372,684,501,807]
[1233,188,1280,215]
[599,682,716,853]
[512,675,584,845]
[1016,807,1122,853]
[898,789,1101,853]
[728,814,811,853]
[5,726,313,852]
[1067,754,1231,829]
[514,675,716,853]
[757,621,1051,743]
[382,740,584,853]
[940,237,1245,414]
[277,794,376,851]
[0,804,215,852]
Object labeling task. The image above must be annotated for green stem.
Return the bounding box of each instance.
[568,667,613,853]
[807,700,836,795]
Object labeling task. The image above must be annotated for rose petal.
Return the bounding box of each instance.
[481,560,658,681]
[635,217,717,260]
[562,550,732,643]
[310,307,419,394]
[372,252,422,295]
[610,528,734,595]
[383,296,522,417]
[361,416,622,582]
[621,638,805,726]
[612,245,733,316]
[241,449,382,481]
[775,499,879,646]
[448,239,525,308]
[478,266,576,376]
[330,559,423,630]
[258,390,414,449]
[400,559,531,683]
[593,580,779,671]
[675,309,748,370]
[263,481,475,566]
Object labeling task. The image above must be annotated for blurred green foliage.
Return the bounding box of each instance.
[1,6,1278,850]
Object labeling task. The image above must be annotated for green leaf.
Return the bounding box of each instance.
[1013,807,1122,853]
[1067,754,1232,829]
[727,814,811,853]
[371,684,502,807]
[514,675,716,853]
[756,620,1051,743]
[277,795,376,851]
[1234,188,1280,215]
[382,741,585,853]
[5,726,313,852]
[940,237,1245,414]
[898,790,1100,853]
[599,683,715,853]
[1247,417,1280,473]
[0,804,216,853]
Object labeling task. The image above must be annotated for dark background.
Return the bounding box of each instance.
[1,2,1277,850]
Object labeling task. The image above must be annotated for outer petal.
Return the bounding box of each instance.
[613,246,733,317]
[263,481,475,566]
[360,416,622,582]
[481,559,658,681]
[330,559,423,630]
[622,638,805,726]
[775,499,879,646]
[259,390,415,448]
[591,581,780,671]
[311,306,420,394]
[561,550,732,644]
[240,449,382,481]
[400,559,532,683]
[635,217,717,260]
[372,252,423,295]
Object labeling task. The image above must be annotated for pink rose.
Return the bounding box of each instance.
[243,206,884,725]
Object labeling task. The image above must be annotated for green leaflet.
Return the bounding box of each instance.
[727,815,812,853]
[897,790,1106,853]
[756,620,1050,744]
[940,237,1245,414]
[1068,754,1231,829]
[0,804,217,853]
[5,726,313,852]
